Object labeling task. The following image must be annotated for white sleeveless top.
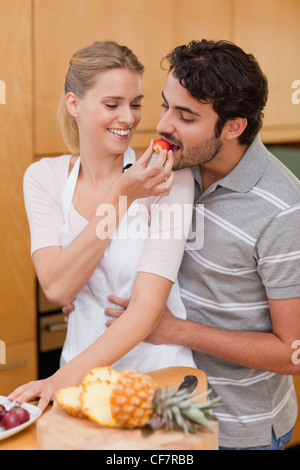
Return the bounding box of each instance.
[27,147,196,372]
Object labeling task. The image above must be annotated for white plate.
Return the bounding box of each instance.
[0,395,42,441]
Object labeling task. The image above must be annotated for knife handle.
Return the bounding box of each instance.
[177,375,198,394]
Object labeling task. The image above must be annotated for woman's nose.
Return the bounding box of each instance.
[119,106,135,125]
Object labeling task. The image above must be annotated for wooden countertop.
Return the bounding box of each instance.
[0,367,218,450]
[0,405,50,450]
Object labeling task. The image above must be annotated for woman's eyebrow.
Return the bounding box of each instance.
[102,94,144,100]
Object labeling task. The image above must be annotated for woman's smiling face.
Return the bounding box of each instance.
[69,68,143,155]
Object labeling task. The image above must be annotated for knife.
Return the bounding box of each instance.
[143,375,198,434]
[176,375,198,394]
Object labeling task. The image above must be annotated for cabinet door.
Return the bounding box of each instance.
[0,0,36,345]
[234,0,300,143]
[34,0,176,155]
[172,0,232,46]
[0,341,37,396]
[34,0,234,154]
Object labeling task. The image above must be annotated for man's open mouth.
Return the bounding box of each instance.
[165,140,181,153]
[160,135,181,153]
[170,143,181,153]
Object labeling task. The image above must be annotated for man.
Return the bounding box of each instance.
[106,40,300,449]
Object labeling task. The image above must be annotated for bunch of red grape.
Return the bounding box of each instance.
[0,403,30,430]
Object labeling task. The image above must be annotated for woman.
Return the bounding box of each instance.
[9,41,195,411]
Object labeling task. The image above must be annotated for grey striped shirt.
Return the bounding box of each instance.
[179,135,300,448]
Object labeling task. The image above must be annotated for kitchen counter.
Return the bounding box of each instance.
[0,408,218,451]
[0,367,218,450]
[0,405,51,450]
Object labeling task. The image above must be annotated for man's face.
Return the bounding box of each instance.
[156,72,223,170]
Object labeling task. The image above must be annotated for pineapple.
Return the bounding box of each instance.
[150,384,220,434]
[82,366,121,385]
[81,366,122,427]
[110,370,220,434]
[110,369,158,428]
[82,380,118,427]
[56,366,120,420]
[56,367,221,435]
[56,385,84,417]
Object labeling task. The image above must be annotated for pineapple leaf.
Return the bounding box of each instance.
[146,415,166,431]
[194,396,223,409]
[181,408,214,431]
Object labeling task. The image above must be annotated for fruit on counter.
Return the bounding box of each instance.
[81,367,122,426]
[0,404,30,430]
[56,385,84,418]
[1,411,21,430]
[81,369,157,428]
[152,139,171,153]
[110,369,157,428]
[56,367,122,418]
[0,404,6,423]
[82,380,119,427]
[56,366,221,434]
[10,406,30,425]
[82,366,121,385]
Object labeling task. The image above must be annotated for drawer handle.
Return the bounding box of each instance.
[0,359,27,371]
[44,322,67,332]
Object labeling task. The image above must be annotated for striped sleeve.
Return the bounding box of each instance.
[256,203,300,299]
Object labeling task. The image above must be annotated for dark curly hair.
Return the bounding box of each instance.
[163,40,268,146]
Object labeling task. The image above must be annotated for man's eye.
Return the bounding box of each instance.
[161,103,168,109]
[131,103,142,108]
[180,115,194,123]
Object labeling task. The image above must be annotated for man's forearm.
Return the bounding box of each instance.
[166,316,299,375]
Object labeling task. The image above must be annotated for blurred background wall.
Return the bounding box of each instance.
[34,0,300,153]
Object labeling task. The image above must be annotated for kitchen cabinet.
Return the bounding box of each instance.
[33,0,233,156]
[33,0,175,155]
[0,0,37,392]
[172,0,232,46]
[0,342,37,396]
[33,0,300,157]
[171,0,300,144]
[233,0,300,143]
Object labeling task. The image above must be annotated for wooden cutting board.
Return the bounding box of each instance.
[36,366,218,450]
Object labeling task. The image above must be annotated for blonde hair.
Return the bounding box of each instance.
[58,41,144,154]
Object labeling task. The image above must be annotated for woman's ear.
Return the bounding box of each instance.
[65,92,79,118]
[223,117,248,141]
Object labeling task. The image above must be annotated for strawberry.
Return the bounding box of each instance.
[152,139,171,154]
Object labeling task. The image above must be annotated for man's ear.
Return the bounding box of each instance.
[65,92,79,118]
[223,118,248,141]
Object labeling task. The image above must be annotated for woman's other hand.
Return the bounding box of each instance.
[8,373,64,412]
[105,294,175,345]
[62,300,75,323]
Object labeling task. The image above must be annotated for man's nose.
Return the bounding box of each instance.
[156,110,175,135]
